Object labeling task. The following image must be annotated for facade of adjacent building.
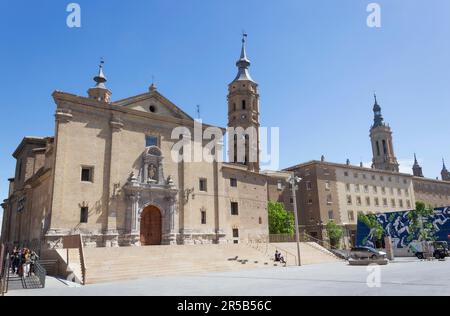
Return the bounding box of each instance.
[1,38,269,248]
[274,96,450,247]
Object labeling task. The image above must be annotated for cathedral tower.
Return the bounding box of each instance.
[412,153,424,177]
[227,35,260,172]
[441,159,450,181]
[370,95,399,172]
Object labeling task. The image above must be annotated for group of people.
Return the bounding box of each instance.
[274,250,286,266]
[9,247,39,278]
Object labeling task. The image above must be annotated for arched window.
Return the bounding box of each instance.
[242,100,246,110]
[376,141,380,156]
[382,140,387,155]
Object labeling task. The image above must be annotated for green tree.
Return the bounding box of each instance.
[407,201,436,242]
[358,212,384,246]
[268,201,295,235]
[325,220,344,248]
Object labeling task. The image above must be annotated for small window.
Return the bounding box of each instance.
[233,228,239,238]
[344,171,349,177]
[372,175,376,180]
[290,198,294,204]
[306,181,312,190]
[277,180,283,191]
[259,217,262,224]
[383,198,388,207]
[354,173,358,179]
[328,210,334,220]
[201,210,206,224]
[397,188,402,195]
[199,178,207,192]
[308,199,313,205]
[366,197,371,206]
[391,199,396,207]
[230,178,238,187]
[346,183,351,192]
[325,181,331,191]
[373,186,378,193]
[149,105,157,113]
[347,195,352,205]
[348,211,355,222]
[80,207,88,223]
[145,135,158,147]
[327,195,332,205]
[355,184,360,193]
[375,198,380,207]
[231,202,239,215]
[356,196,362,206]
[364,185,369,193]
[242,100,246,110]
[81,167,93,182]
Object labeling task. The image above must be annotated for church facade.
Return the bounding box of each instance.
[1,38,269,248]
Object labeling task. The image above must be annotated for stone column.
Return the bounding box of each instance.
[106,116,124,247]
[49,108,73,233]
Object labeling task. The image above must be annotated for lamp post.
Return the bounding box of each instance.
[287,172,302,266]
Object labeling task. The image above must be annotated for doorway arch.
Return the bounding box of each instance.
[140,205,162,245]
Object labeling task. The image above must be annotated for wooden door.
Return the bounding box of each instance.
[140,206,162,245]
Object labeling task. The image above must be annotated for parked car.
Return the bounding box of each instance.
[409,241,449,260]
[349,247,387,260]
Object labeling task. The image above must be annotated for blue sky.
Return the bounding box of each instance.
[1,0,450,218]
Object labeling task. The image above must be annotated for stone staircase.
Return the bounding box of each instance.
[82,244,281,284]
[268,242,341,265]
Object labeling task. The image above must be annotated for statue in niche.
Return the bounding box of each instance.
[148,164,158,181]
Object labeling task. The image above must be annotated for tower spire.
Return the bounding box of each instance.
[88,58,112,103]
[232,33,254,83]
[372,93,384,128]
[442,158,450,181]
[93,59,107,89]
[412,153,424,177]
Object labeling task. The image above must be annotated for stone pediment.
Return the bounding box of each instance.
[112,90,193,121]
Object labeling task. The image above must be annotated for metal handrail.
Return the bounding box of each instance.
[247,237,298,266]
[301,232,337,250]
[34,261,46,288]
[79,234,86,285]
[1,256,10,296]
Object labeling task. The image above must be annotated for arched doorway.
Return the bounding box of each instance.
[140,205,162,245]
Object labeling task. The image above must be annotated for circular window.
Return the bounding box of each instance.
[149,105,156,113]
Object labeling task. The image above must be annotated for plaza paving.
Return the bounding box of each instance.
[6,258,450,296]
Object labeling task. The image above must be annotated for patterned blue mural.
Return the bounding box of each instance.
[356,207,450,248]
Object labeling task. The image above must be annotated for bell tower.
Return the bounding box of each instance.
[227,34,260,172]
[370,95,399,172]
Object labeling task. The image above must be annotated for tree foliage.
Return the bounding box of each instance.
[358,212,385,245]
[268,201,295,235]
[407,201,436,242]
[325,220,344,248]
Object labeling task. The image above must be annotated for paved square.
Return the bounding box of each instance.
[6,259,450,296]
